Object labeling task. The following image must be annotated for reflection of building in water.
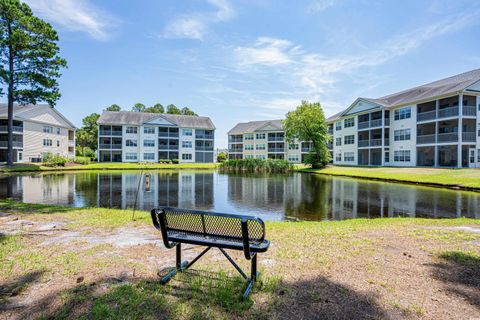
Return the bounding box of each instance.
[96,172,214,210]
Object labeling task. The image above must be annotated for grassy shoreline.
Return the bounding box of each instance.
[0,162,218,173]
[0,200,479,319]
[300,166,480,191]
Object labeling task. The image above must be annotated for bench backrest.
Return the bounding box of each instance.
[152,207,266,244]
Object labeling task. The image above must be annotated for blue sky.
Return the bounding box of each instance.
[24,0,480,147]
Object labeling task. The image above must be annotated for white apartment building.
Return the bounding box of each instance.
[97,111,215,163]
[327,69,480,168]
[227,120,313,163]
[0,104,76,163]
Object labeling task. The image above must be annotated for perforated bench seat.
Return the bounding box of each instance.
[151,207,271,299]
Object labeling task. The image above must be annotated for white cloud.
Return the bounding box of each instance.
[307,0,339,13]
[162,0,234,40]
[234,37,295,66]
[24,0,117,40]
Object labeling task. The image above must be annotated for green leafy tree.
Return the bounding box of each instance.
[0,0,67,164]
[284,101,331,168]
[132,103,145,112]
[76,113,100,151]
[144,103,164,113]
[105,104,121,111]
[181,107,198,116]
[216,152,227,162]
[166,104,181,115]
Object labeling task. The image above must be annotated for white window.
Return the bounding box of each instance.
[335,153,342,161]
[126,153,138,160]
[344,118,355,128]
[182,153,192,160]
[335,137,342,146]
[245,154,254,159]
[344,135,355,145]
[344,152,354,162]
[143,127,155,134]
[143,153,155,160]
[244,134,254,140]
[288,154,300,162]
[244,144,254,150]
[256,154,266,159]
[143,139,155,147]
[256,144,266,150]
[394,107,411,120]
[394,129,411,141]
[182,129,192,136]
[56,127,61,134]
[43,126,53,133]
[335,122,342,131]
[43,139,52,146]
[256,133,266,140]
[394,150,411,162]
[56,140,60,147]
[126,139,137,147]
[182,141,192,148]
[288,143,299,150]
[126,127,137,134]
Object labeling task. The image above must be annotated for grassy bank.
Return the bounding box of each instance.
[0,162,217,173]
[300,166,480,190]
[1,200,479,319]
[219,158,293,173]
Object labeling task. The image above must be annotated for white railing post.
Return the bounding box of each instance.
[457,94,463,168]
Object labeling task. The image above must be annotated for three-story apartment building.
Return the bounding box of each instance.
[327,69,480,168]
[0,104,75,163]
[227,120,313,163]
[97,111,215,163]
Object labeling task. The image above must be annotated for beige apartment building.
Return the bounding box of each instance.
[0,104,76,162]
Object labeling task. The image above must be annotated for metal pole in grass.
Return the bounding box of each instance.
[132,169,144,221]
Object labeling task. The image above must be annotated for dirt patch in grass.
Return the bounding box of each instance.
[1,210,480,319]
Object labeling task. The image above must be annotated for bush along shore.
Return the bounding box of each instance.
[219,158,293,173]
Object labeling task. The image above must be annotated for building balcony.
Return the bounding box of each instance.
[0,141,23,148]
[196,146,214,151]
[229,138,243,143]
[158,132,179,138]
[268,148,285,153]
[159,145,179,150]
[462,105,476,117]
[0,125,23,133]
[99,143,122,149]
[437,132,458,143]
[358,140,369,147]
[358,121,369,130]
[384,118,390,126]
[438,106,458,119]
[417,110,436,122]
[417,134,435,144]
[327,142,333,150]
[195,134,214,140]
[267,137,284,142]
[462,131,476,142]
[370,139,382,146]
[301,147,312,152]
[370,119,382,128]
[99,130,122,136]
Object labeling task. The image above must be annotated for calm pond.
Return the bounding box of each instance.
[0,170,479,221]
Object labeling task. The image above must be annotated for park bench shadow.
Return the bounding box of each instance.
[0,270,45,311]
[429,251,480,309]
[7,271,393,319]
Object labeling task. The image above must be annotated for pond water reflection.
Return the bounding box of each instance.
[0,170,478,221]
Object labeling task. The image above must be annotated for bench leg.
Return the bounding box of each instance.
[160,244,188,285]
[243,253,259,299]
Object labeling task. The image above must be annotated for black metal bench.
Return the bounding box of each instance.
[151,207,270,299]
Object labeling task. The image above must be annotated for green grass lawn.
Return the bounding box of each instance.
[1,200,480,319]
[300,166,480,190]
[0,162,218,173]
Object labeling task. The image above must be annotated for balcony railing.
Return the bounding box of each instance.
[358,140,369,147]
[384,118,390,126]
[0,125,23,133]
[0,141,22,147]
[438,106,458,119]
[159,145,179,150]
[229,149,243,153]
[370,139,382,146]
[267,137,284,142]
[358,121,369,130]
[462,132,476,142]
[99,143,122,149]
[302,147,312,152]
[229,138,243,143]
[327,142,333,150]
[437,132,458,143]
[370,119,382,128]
[462,105,476,117]
[268,148,285,152]
[158,132,179,138]
[195,134,214,140]
[384,140,389,146]
[416,134,435,144]
[196,146,214,151]
[417,110,436,122]
[99,130,122,136]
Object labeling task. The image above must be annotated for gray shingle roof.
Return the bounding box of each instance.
[327,68,480,122]
[0,103,75,128]
[97,111,215,129]
[227,120,283,135]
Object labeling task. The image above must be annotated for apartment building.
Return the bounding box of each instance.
[327,69,480,168]
[97,111,215,163]
[227,120,313,163]
[0,104,75,163]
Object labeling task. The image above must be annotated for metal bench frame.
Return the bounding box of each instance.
[151,207,270,299]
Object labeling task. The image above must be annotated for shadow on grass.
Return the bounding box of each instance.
[4,270,393,320]
[0,199,76,215]
[430,251,480,309]
[0,270,45,310]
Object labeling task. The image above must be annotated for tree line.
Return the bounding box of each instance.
[107,103,197,116]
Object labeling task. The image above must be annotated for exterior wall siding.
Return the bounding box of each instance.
[23,121,72,161]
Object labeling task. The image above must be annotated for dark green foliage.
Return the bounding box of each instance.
[74,156,91,165]
[217,152,227,162]
[0,0,67,164]
[75,113,100,151]
[105,104,121,111]
[42,152,68,167]
[132,103,146,112]
[166,104,181,114]
[220,158,293,173]
[144,103,164,113]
